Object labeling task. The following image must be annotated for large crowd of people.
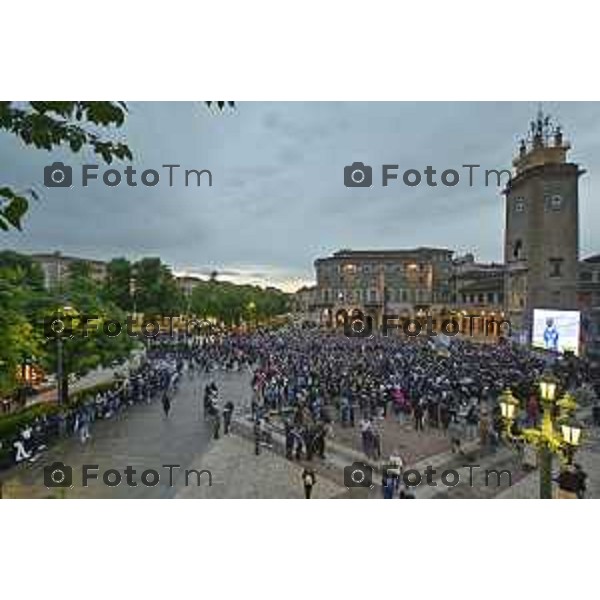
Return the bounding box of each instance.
[0,346,183,469]
[186,329,594,462]
[1,327,597,499]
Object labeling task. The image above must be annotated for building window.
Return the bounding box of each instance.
[513,239,523,260]
[550,195,563,211]
[487,292,495,304]
[369,289,377,302]
[580,271,593,282]
[514,197,525,212]
[549,258,564,278]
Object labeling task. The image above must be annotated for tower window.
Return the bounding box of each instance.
[550,195,563,211]
[514,197,525,212]
[513,239,523,260]
[549,258,564,278]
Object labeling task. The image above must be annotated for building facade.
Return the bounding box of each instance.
[305,111,595,350]
[313,247,453,327]
[31,251,107,289]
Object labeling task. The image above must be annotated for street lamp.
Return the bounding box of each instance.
[561,421,582,447]
[54,304,76,406]
[497,371,583,499]
[539,378,557,403]
[499,389,519,422]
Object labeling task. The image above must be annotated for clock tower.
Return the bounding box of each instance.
[504,110,584,342]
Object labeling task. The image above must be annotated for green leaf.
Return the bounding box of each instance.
[1,195,29,230]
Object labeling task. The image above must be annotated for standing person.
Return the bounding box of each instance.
[212,411,221,439]
[414,400,424,432]
[449,410,464,455]
[574,463,588,499]
[162,391,171,418]
[382,472,395,499]
[79,407,91,444]
[387,450,404,493]
[223,401,234,435]
[359,417,372,457]
[302,467,316,499]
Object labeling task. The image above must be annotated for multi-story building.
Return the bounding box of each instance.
[313,247,453,327]
[306,112,597,350]
[578,255,600,358]
[31,251,107,289]
[175,274,204,297]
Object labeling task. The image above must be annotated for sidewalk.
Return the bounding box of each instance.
[176,434,346,499]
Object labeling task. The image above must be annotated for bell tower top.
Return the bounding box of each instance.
[513,108,571,176]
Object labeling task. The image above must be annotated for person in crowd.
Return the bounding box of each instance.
[302,467,316,499]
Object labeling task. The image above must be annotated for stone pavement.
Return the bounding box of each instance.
[177,433,345,499]
[331,419,453,465]
[1,369,245,498]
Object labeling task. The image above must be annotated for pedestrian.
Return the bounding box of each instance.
[212,411,221,439]
[302,467,316,499]
[574,463,587,499]
[162,392,171,418]
[223,401,234,435]
[387,450,404,493]
[359,417,372,457]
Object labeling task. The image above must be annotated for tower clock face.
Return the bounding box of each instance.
[514,197,525,212]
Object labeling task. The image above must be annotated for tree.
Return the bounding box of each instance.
[0,261,45,396]
[133,258,182,316]
[40,261,136,402]
[104,258,133,311]
[0,101,131,231]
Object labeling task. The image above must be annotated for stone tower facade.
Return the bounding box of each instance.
[504,110,584,341]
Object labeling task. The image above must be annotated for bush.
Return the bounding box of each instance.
[0,379,122,441]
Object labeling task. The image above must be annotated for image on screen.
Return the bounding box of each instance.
[532,309,581,356]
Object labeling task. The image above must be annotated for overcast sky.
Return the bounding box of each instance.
[1,102,599,291]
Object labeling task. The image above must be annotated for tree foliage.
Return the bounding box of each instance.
[0,101,131,231]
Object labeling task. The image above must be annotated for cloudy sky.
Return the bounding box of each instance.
[1,102,600,291]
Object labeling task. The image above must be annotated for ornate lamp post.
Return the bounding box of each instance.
[498,371,583,499]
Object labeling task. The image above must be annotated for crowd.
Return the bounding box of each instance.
[0,347,182,469]
[2,327,596,499]
[184,328,595,465]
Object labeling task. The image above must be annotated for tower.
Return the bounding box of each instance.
[504,109,584,342]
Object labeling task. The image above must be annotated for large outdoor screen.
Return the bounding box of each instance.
[532,308,581,356]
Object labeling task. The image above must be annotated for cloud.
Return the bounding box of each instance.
[2,101,600,291]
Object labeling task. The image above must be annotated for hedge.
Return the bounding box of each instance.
[0,379,124,441]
